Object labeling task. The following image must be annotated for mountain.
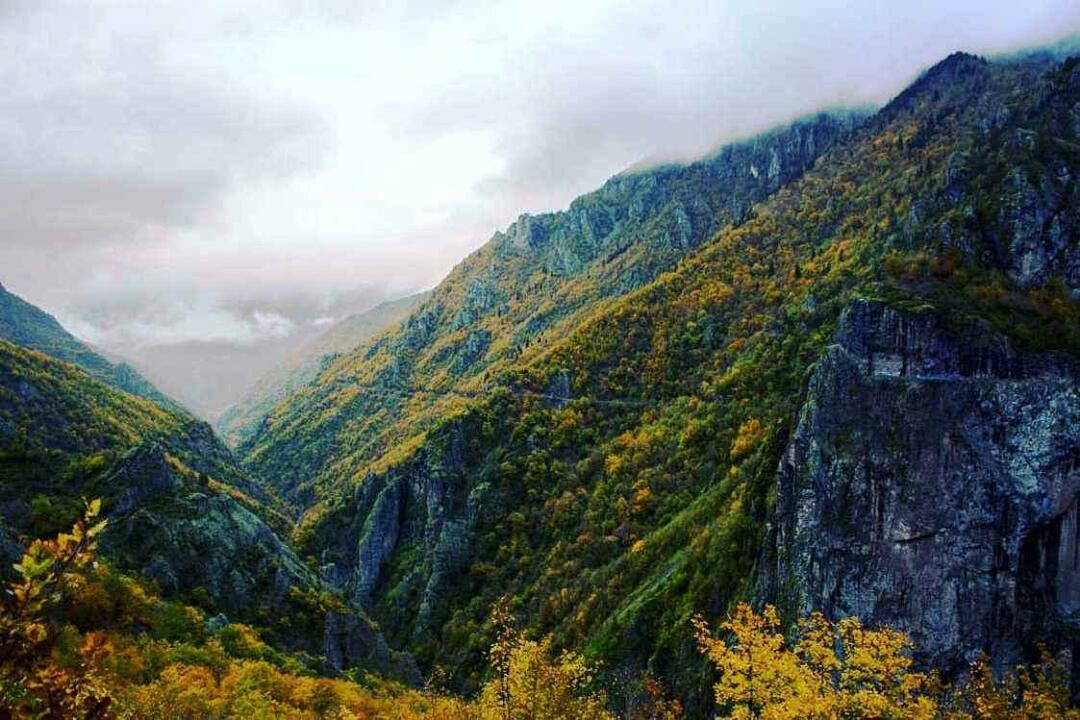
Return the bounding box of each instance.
[0,328,414,679]
[0,282,180,411]
[240,110,866,506]
[217,290,431,448]
[239,49,1080,714]
[4,43,1079,718]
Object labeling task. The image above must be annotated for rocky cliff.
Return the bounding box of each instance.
[307,418,482,651]
[100,442,420,682]
[759,298,1080,676]
[0,337,416,683]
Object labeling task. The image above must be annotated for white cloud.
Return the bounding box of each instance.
[2,0,1079,359]
[252,310,296,339]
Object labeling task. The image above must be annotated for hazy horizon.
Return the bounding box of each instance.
[3,1,1080,417]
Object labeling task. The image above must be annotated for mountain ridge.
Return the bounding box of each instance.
[241,109,866,506]
[234,48,1080,714]
[217,290,432,448]
[0,282,183,412]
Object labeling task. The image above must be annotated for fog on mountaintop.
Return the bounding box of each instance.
[1,0,1078,418]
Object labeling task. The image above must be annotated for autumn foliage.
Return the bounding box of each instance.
[695,603,1079,720]
[0,506,630,719]
[1,508,1076,718]
[0,498,112,718]
[423,604,620,719]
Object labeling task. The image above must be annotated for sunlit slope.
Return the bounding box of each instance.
[252,51,1080,710]
[242,112,864,505]
[0,282,181,411]
[217,290,431,448]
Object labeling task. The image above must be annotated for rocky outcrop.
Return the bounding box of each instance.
[759,299,1080,675]
[104,444,314,613]
[489,111,866,280]
[98,443,417,682]
[323,609,422,685]
[998,166,1079,289]
[348,474,404,610]
[312,419,484,648]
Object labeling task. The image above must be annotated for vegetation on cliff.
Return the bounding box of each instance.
[1,509,1070,718]
[233,49,1080,711]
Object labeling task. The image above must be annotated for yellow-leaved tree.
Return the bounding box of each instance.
[694,604,937,719]
[695,603,1079,720]
[423,605,617,720]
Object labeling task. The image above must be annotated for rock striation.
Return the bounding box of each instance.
[759,299,1080,675]
[313,421,481,649]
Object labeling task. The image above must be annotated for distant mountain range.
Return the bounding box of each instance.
[216,290,431,448]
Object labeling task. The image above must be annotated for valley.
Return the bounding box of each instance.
[2,39,1080,719]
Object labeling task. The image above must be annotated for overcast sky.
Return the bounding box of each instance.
[3,0,1080,355]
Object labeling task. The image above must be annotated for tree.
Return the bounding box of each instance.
[476,632,614,720]
[0,499,111,719]
[697,604,943,718]
[695,604,1079,719]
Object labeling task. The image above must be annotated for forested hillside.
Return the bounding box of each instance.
[241,111,865,506]
[240,49,1080,713]
[217,290,431,448]
[0,338,414,679]
[0,283,180,411]
[2,43,1080,720]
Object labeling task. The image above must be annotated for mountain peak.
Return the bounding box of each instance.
[931,50,986,71]
[916,51,991,91]
[879,50,991,120]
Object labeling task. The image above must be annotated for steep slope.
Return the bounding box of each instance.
[217,290,431,448]
[244,49,1080,714]
[757,299,1080,676]
[0,338,416,680]
[242,111,865,506]
[0,282,181,411]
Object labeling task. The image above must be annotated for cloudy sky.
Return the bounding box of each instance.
[2,0,1080,414]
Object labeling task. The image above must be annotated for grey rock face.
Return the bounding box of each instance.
[351,474,403,610]
[96,443,416,682]
[323,609,422,684]
[103,444,317,614]
[317,421,481,646]
[111,443,185,515]
[759,299,1080,675]
[998,167,1077,289]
